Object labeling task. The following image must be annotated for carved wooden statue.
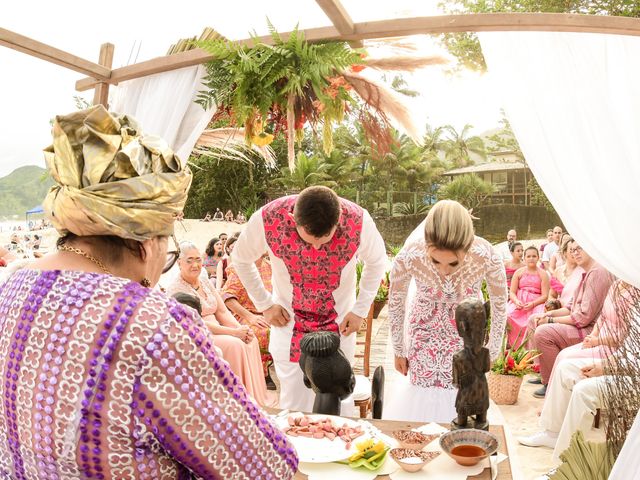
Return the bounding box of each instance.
[299,331,355,415]
[451,298,491,431]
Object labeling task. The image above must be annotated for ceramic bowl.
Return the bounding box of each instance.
[439,429,499,467]
[391,430,439,450]
[389,448,440,473]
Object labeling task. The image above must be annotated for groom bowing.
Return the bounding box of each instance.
[233,186,387,412]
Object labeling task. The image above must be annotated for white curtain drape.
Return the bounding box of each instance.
[478,31,640,480]
[111,65,214,161]
[478,31,640,289]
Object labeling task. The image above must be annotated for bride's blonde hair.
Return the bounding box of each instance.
[424,200,475,252]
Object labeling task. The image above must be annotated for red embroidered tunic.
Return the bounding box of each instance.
[261,196,363,361]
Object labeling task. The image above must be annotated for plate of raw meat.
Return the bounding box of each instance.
[277,413,366,463]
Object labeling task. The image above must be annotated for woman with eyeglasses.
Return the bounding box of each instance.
[166,241,275,408]
[0,106,297,479]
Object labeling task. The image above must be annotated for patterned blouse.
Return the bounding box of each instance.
[389,236,508,389]
[0,269,297,479]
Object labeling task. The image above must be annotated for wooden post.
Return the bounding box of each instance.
[92,43,114,107]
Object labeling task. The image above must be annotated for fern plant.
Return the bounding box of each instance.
[196,21,363,167]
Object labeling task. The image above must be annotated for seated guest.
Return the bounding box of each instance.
[235,211,247,223]
[520,288,637,469]
[213,208,224,221]
[548,233,570,274]
[528,240,614,397]
[225,209,234,222]
[540,229,553,256]
[202,236,224,279]
[519,357,613,463]
[215,235,238,290]
[172,292,224,358]
[548,235,583,303]
[202,211,212,222]
[507,246,549,347]
[550,280,633,375]
[497,229,518,261]
[167,242,275,407]
[0,106,296,478]
[504,241,524,288]
[541,226,563,270]
[223,254,276,390]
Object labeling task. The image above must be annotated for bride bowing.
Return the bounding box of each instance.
[385,200,508,422]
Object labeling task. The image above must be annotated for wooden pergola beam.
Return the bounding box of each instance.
[93,43,115,107]
[315,0,355,35]
[315,0,364,48]
[0,27,111,79]
[75,12,640,92]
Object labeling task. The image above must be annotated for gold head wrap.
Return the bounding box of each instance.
[43,105,192,241]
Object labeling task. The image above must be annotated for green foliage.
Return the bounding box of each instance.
[550,431,615,480]
[439,0,640,71]
[486,110,524,158]
[438,173,495,209]
[491,332,540,377]
[275,152,336,191]
[393,201,430,216]
[375,271,390,302]
[183,154,275,219]
[528,176,556,212]
[195,20,363,152]
[0,166,55,218]
[442,124,486,167]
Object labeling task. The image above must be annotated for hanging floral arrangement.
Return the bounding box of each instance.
[195,21,445,169]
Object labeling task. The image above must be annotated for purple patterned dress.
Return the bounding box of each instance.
[0,269,297,479]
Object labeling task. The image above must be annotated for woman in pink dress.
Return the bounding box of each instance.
[504,241,524,288]
[386,200,508,423]
[507,246,549,347]
[167,242,275,407]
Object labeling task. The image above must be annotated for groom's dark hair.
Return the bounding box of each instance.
[294,186,341,237]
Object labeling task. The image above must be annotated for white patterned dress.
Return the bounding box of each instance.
[385,236,508,422]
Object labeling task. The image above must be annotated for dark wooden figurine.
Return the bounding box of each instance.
[298,331,355,415]
[451,298,491,431]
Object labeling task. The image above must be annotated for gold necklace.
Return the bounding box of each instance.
[58,244,112,275]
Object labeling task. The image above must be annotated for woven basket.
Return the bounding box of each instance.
[488,372,523,405]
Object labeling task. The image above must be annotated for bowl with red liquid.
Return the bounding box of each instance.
[439,429,498,467]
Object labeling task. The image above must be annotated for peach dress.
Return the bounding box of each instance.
[167,275,275,407]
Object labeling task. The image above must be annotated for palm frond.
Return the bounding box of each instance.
[195,128,276,167]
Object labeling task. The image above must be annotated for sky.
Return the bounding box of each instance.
[0,0,504,178]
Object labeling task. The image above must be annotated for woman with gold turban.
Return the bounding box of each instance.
[0,106,297,479]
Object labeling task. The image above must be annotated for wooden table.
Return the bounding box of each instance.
[288,417,512,480]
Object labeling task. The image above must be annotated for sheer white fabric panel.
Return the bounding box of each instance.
[478,32,640,289]
[111,65,213,161]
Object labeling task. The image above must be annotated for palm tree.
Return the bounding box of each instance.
[422,123,447,157]
[442,124,487,168]
[438,174,495,210]
[275,152,335,192]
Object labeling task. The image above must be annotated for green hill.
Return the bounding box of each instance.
[0,166,54,218]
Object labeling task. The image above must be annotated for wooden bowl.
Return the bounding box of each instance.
[439,429,498,467]
[391,430,439,450]
[390,448,440,473]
